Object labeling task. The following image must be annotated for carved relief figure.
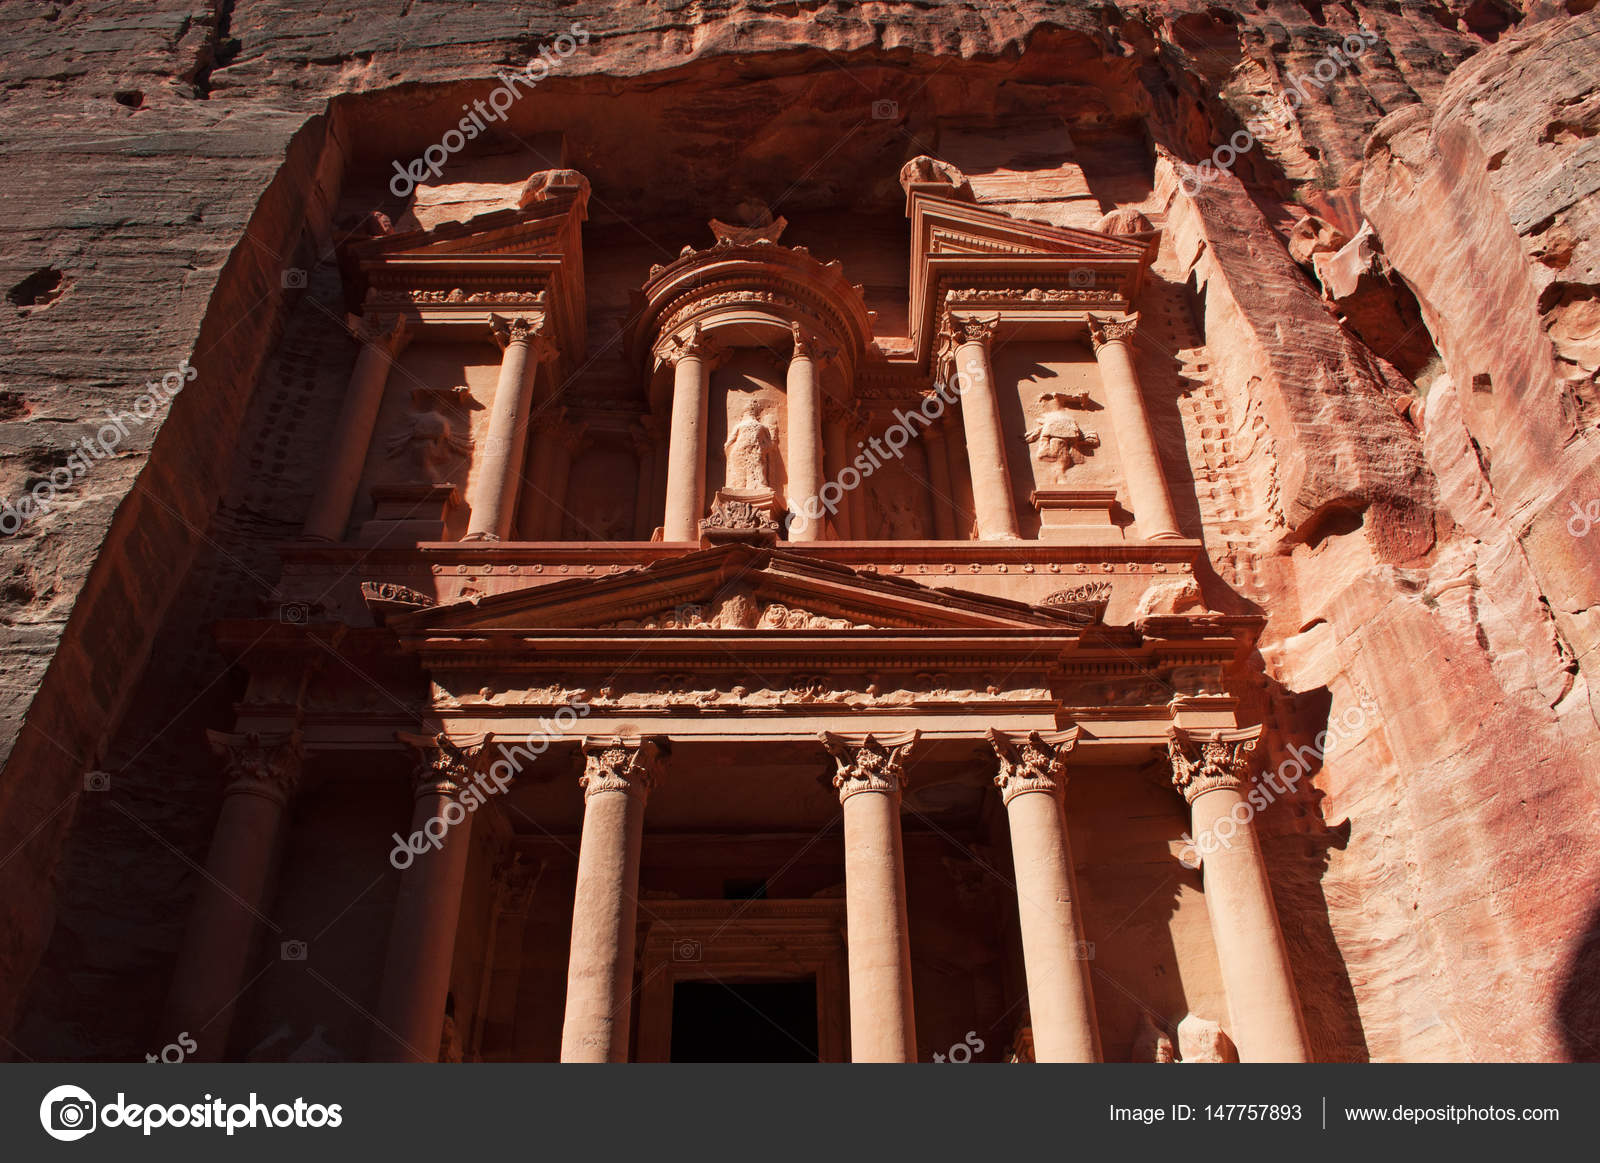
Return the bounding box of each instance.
[1023,391,1099,483]
[723,401,777,490]
[384,392,473,483]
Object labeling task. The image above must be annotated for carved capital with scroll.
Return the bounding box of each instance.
[398,731,495,800]
[207,729,304,806]
[1166,725,1262,804]
[1087,312,1140,352]
[820,730,919,803]
[579,736,668,802]
[986,727,1080,805]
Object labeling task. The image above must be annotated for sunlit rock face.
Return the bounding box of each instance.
[0,0,1596,1064]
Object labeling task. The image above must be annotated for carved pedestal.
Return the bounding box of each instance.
[1030,489,1124,544]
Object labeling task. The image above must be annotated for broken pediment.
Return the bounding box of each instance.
[386,543,1105,634]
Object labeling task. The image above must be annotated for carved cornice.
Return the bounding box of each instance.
[820,730,919,803]
[206,729,304,805]
[1166,725,1262,804]
[398,730,494,799]
[579,736,668,802]
[1088,312,1140,352]
[986,727,1080,804]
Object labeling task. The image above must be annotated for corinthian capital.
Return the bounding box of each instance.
[820,730,919,803]
[947,312,999,347]
[398,731,494,799]
[1087,313,1139,352]
[1166,725,1262,804]
[986,727,1080,804]
[579,736,668,802]
[207,729,304,805]
[489,312,547,350]
[347,312,410,353]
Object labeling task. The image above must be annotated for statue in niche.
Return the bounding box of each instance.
[723,401,776,491]
[873,490,927,539]
[385,388,472,483]
[1023,391,1099,484]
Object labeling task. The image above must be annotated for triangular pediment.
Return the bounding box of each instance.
[388,544,1104,634]
[912,195,1153,263]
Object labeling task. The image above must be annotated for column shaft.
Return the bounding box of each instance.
[372,735,486,1062]
[785,335,825,541]
[989,729,1100,1062]
[951,318,1020,540]
[1090,316,1181,540]
[560,739,666,1062]
[163,731,301,1060]
[466,316,542,540]
[1191,786,1310,1061]
[823,732,919,1062]
[661,351,711,542]
[1169,726,1309,1062]
[302,317,406,541]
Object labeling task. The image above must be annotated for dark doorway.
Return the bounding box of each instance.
[669,979,819,1062]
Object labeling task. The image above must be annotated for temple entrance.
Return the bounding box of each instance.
[669,978,820,1062]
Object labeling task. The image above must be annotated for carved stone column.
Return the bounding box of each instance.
[1167,726,1310,1062]
[822,396,854,539]
[821,731,919,1062]
[302,315,410,541]
[1088,314,1182,540]
[661,326,715,542]
[986,728,1101,1062]
[786,325,827,541]
[560,737,668,1062]
[371,733,490,1062]
[163,730,302,1059]
[466,314,547,541]
[947,314,1020,540]
[920,396,958,540]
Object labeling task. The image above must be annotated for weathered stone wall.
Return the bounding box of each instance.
[3,0,1597,1059]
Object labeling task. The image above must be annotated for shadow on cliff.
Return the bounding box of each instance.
[1557,896,1600,1061]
